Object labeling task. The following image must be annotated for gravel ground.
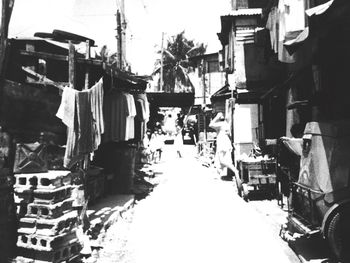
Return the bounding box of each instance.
[95,206,136,263]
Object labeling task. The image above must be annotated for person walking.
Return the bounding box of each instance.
[174,126,184,158]
[209,112,238,179]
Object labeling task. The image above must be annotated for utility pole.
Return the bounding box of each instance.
[116,10,122,69]
[120,0,126,68]
[201,59,207,141]
[160,32,164,92]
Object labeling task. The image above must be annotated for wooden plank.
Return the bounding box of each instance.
[18,50,103,66]
[52,30,95,46]
[21,66,67,91]
[19,50,68,62]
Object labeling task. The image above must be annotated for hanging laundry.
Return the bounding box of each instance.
[90,78,104,149]
[278,0,305,63]
[57,78,105,169]
[266,0,305,63]
[56,86,76,129]
[76,89,94,154]
[266,6,279,53]
[284,0,305,32]
[104,91,130,142]
[133,93,149,141]
[125,93,136,141]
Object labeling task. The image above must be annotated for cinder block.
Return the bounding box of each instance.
[17,231,77,251]
[33,185,71,205]
[14,188,34,204]
[19,211,78,236]
[26,199,73,219]
[14,170,72,190]
[16,202,29,218]
[16,241,81,263]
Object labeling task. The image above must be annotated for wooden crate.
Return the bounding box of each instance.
[239,160,276,186]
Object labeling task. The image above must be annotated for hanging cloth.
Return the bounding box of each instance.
[277,0,305,63]
[57,82,104,168]
[125,93,136,141]
[56,86,76,129]
[90,78,104,149]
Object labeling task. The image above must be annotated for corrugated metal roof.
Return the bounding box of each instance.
[224,8,262,17]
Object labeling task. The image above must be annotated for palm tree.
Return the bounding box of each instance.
[153,31,206,93]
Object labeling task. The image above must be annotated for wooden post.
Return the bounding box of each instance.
[116,10,122,68]
[83,40,90,170]
[84,40,90,90]
[68,41,76,88]
[201,59,207,142]
[160,32,164,91]
[0,0,14,77]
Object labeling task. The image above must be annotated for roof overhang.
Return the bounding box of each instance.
[147,92,194,108]
[283,0,350,54]
[218,9,263,46]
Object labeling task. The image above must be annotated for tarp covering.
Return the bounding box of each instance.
[298,120,350,193]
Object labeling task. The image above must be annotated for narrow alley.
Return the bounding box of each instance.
[1,1,350,263]
[96,145,300,263]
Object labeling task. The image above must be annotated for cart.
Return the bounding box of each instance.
[236,159,277,201]
[280,120,350,262]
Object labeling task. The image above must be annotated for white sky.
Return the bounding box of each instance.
[9,0,231,75]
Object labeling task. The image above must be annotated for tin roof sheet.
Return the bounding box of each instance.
[223,8,262,17]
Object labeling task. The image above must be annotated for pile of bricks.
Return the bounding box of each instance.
[14,170,81,262]
[0,167,16,262]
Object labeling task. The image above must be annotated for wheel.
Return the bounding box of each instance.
[235,176,243,197]
[242,183,249,201]
[326,206,350,262]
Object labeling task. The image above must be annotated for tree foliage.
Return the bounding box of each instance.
[153,31,206,93]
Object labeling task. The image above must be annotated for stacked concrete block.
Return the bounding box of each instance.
[14,170,81,262]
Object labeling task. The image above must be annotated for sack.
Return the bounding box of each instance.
[13,142,48,174]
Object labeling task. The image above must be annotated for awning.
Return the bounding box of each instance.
[305,0,334,16]
[210,84,265,104]
[210,84,232,102]
[147,92,194,108]
[283,0,350,54]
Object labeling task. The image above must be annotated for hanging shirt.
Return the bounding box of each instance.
[103,90,137,142]
[110,92,128,141]
[133,93,150,141]
[90,78,104,149]
[56,86,76,129]
[277,0,305,63]
[266,6,279,53]
[76,89,93,154]
[125,93,136,141]
[57,79,105,168]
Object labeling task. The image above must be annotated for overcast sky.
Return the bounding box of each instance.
[9,0,231,75]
